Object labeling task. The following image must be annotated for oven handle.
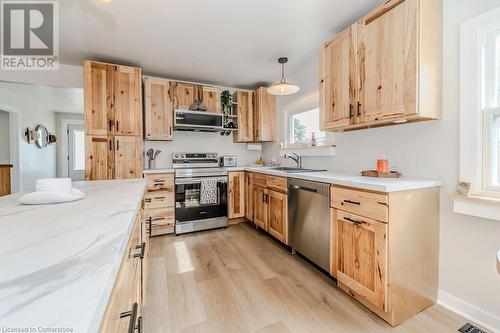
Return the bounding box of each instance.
[175,177,228,185]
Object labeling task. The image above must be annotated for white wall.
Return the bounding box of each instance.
[145,132,260,169]
[263,0,500,330]
[0,111,10,163]
[0,84,57,191]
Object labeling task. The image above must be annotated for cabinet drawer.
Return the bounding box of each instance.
[145,173,174,191]
[144,208,175,236]
[331,186,388,223]
[144,190,174,209]
[266,175,287,193]
[252,173,267,188]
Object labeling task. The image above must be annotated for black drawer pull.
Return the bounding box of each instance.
[344,217,363,226]
[120,303,138,333]
[154,196,166,200]
[144,198,152,203]
[133,242,146,260]
[342,199,361,206]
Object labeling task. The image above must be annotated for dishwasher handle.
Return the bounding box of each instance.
[291,185,318,193]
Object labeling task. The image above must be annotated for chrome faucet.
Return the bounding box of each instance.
[284,152,302,169]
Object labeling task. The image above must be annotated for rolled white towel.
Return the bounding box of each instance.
[19,178,85,205]
[497,250,500,275]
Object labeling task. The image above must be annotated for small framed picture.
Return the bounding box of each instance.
[456,182,471,196]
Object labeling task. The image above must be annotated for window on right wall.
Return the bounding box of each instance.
[481,29,500,193]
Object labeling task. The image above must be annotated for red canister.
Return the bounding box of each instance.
[377,157,389,174]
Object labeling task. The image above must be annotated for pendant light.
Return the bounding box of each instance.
[267,57,300,96]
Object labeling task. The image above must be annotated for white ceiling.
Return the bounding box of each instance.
[0,82,83,113]
[59,0,383,89]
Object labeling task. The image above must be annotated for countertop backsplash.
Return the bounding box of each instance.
[144,131,261,169]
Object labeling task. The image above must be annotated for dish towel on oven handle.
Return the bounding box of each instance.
[200,178,218,205]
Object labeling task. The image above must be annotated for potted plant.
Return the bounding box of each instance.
[221,90,232,115]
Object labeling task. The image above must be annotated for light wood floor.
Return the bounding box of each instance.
[145,222,467,333]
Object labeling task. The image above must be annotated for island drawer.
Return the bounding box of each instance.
[144,207,175,236]
[331,186,388,223]
[144,190,174,209]
[145,173,174,191]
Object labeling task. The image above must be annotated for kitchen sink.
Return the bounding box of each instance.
[270,167,326,173]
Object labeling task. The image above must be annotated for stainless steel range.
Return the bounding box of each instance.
[173,152,228,234]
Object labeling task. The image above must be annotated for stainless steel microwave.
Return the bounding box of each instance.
[174,110,224,132]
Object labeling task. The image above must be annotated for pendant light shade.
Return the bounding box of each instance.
[267,57,300,96]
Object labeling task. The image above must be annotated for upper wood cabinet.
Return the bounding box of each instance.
[173,82,195,110]
[228,172,245,219]
[320,0,442,132]
[233,91,254,142]
[144,77,174,141]
[84,61,114,136]
[114,66,142,136]
[320,24,357,130]
[253,87,277,142]
[84,60,144,181]
[84,61,142,136]
[202,86,221,113]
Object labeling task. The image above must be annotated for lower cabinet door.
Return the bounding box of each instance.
[266,190,288,244]
[85,135,114,180]
[245,173,254,221]
[100,218,142,332]
[252,186,267,229]
[145,207,175,236]
[228,171,245,219]
[114,136,142,179]
[336,210,388,312]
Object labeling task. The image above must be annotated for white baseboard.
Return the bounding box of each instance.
[438,290,500,333]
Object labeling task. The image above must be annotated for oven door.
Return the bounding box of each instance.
[175,176,228,223]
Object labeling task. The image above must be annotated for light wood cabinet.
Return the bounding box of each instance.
[320,0,442,131]
[233,91,254,142]
[173,82,196,110]
[330,185,439,326]
[320,24,357,130]
[202,86,220,113]
[144,77,174,141]
[84,61,114,136]
[252,185,267,229]
[84,60,143,180]
[114,65,142,136]
[143,173,175,236]
[245,172,254,221]
[248,172,288,245]
[253,87,276,142]
[266,190,287,243]
[99,212,144,333]
[335,209,388,312]
[85,135,114,180]
[0,165,12,197]
[114,136,142,179]
[228,172,245,219]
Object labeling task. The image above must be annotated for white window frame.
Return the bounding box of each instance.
[283,93,334,149]
[460,7,500,198]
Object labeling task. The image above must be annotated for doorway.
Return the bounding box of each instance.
[67,124,85,181]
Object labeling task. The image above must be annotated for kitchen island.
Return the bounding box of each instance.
[0,179,147,332]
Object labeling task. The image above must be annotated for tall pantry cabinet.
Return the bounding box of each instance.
[84,60,143,180]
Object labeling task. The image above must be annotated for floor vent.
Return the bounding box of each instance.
[458,322,488,333]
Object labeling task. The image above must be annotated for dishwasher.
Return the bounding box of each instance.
[288,178,330,271]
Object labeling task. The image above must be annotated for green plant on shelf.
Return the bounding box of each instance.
[221,90,232,114]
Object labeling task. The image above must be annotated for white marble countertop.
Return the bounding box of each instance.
[0,179,147,333]
[225,167,443,192]
[143,168,175,174]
